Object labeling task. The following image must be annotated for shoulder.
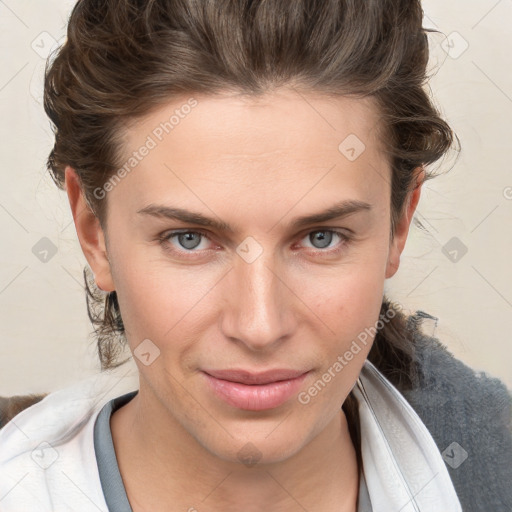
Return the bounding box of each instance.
[407,325,511,425]
[398,317,512,510]
[0,372,133,511]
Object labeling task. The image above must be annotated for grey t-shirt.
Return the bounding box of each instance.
[93,390,372,511]
[94,390,137,512]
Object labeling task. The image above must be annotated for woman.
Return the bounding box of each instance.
[0,0,510,511]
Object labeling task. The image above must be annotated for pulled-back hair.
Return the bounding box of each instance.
[44,0,459,397]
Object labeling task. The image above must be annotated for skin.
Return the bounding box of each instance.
[65,87,422,512]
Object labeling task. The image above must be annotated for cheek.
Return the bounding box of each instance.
[110,253,221,347]
[303,256,386,325]
[297,260,386,384]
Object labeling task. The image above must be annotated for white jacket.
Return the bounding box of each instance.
[0,360,462,511]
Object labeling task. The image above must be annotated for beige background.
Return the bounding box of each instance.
[0,0,511,395]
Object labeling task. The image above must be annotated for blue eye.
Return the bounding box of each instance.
[302,230,347,250]
[159,230,212,252]
[297,229,352,256]
[157,228,351,258]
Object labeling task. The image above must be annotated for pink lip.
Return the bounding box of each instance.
[202,369,310,411]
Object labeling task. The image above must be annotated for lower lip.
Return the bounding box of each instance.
[202,372,310,411]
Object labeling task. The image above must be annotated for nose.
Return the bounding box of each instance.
[220,248,296,352]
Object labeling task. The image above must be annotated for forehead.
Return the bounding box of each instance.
[114,89,389,211]
[124,88,384,157]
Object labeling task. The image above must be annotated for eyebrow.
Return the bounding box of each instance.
[137,199,372,233]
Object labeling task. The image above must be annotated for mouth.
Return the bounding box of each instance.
[201,369,311,411]
[202,368,309,385]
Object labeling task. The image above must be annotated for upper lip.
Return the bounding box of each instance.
[202,368,309,385]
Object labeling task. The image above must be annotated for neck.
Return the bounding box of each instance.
[110,383,360,512]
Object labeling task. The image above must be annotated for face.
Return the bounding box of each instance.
[66,88,420,465]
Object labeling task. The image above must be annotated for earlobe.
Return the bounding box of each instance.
[64,166,116,292]
[385,166,424,279]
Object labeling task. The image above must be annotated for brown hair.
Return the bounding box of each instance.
[43,0,459,451]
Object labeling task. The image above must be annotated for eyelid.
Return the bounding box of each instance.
[296,225,354,238]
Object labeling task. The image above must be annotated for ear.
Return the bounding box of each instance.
[64,166,115,292]
[385,166,424,279]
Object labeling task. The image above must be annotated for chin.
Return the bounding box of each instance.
[200,427,311,468]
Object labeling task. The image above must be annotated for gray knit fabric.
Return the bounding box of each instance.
[400,312,512,511]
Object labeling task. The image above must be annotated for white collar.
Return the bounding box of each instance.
[353,360,462,511]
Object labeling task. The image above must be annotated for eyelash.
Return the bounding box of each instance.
[156,228,353,258]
